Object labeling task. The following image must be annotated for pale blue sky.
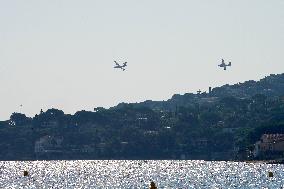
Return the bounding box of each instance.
[0,0,283,120]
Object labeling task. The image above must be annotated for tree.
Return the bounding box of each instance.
[10,113,31,126]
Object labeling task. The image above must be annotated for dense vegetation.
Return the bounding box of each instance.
[0,73,284,160]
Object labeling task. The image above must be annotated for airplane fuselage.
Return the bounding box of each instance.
[114,65,126,71]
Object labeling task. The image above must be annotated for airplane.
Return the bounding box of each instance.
[218,59,231,70]
[114,61,127,71]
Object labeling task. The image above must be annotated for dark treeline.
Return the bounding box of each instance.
[0,73,284,160]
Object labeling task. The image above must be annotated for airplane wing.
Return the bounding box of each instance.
[114,61,120,66]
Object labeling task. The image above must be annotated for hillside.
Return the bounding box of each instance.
[114,73,284,111]
[0,73,284,161]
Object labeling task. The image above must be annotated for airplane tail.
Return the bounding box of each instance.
[228,62,231,66]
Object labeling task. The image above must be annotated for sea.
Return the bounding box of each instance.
[0,160,283,188]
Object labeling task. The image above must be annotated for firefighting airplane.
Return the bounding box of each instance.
[114,61,127,71]
[218,59,231,70]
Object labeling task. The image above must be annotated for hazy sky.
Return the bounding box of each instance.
[0,0,283,120]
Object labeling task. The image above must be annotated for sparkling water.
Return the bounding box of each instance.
[0,160,283,188]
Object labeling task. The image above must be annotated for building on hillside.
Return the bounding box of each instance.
[280,96,284,103]
[222,127,238,133]
[82,145,95,153]
[35,135,63,154]
[198,97,219,106]
[144,130,159,136]
[191,138,208,147]
[41,121,58,127]
[253,134,284,158]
